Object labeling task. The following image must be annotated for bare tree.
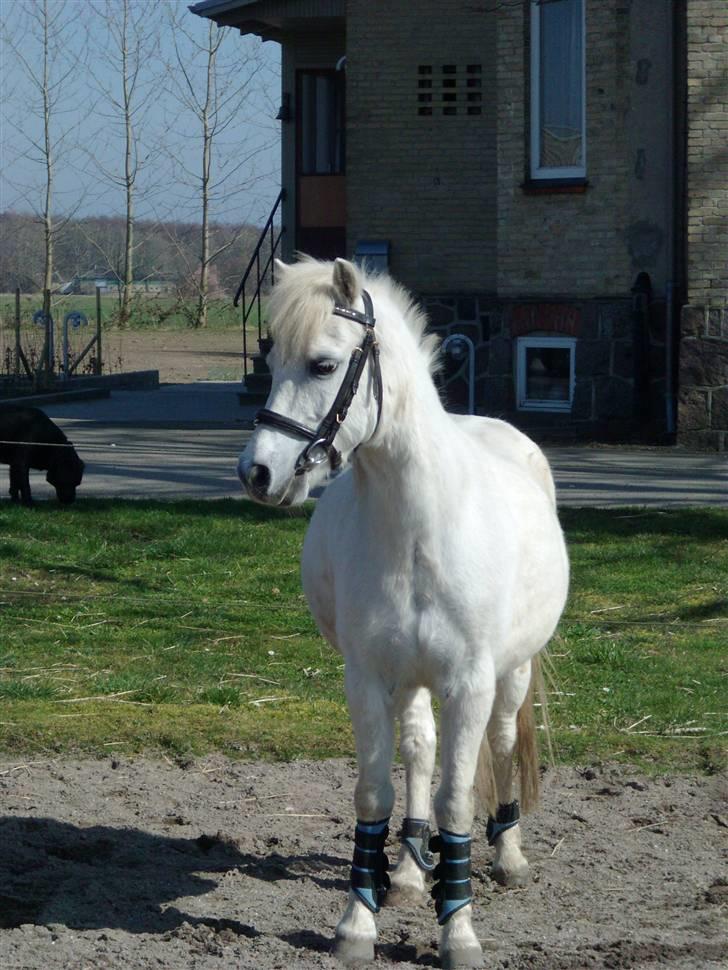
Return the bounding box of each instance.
[85,0,164,324]
[1,0,83,293]
[165,8,276,327]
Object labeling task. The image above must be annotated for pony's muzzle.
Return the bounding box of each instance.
[55,487,77,505]
[239,460,271,500]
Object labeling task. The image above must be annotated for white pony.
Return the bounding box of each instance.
[238,258,569,969]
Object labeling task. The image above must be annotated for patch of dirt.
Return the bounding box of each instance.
[104,329,245,384]
[0,757,725,969]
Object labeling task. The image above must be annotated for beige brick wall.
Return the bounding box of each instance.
[496,0,632,299]
[336,1,679,301]
[686,0,728,306]
[346,0,496,293]
[625,0,674,291]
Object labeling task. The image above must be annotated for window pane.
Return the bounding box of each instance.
[300,73,344,175]
[301,74,316,173]
[539,0,583,169]
[525,346,571,401]
[315,77,333,171]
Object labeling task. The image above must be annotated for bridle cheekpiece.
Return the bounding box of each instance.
[254,289,383,476]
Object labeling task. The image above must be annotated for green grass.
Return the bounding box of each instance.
[552,508,727,773]
[0,501,725,772]
[0,292,264,332]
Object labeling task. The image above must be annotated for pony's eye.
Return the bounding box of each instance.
[310,359,338,377]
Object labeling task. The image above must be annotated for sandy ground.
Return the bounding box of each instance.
[0,756,726,970]
[105,329,246,384]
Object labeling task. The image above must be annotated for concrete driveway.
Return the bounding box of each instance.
[14,382,727,506]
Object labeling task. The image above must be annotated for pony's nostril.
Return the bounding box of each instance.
[248,463,271,495]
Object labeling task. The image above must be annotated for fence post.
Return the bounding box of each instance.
[43,288,53,384]
[14,287,20,376]
[96,286,102,375]
[34,289,50,389]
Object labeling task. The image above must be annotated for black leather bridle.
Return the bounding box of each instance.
[254,289,383,476]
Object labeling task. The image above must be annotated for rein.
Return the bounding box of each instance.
[254,289,382,476]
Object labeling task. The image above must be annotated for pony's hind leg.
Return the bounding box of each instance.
[487,661,533,888]
[432,678,495,970]
[388,687,436,905]
[334,666,396,964]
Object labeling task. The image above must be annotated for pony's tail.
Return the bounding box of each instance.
[516,654,549,813]
[474,729,498,818]
[475,653,553,817]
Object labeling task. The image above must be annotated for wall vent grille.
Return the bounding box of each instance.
[417,64,482,117]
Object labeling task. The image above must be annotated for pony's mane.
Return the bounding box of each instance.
[267,257,440,372]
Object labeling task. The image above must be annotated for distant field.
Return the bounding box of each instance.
[0,291,264,378]
[0,502,725,773]
[0,292,263,332]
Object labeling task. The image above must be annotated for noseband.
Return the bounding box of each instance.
[254,289,383,476]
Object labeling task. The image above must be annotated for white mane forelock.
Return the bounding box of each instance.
[267,258,440,374]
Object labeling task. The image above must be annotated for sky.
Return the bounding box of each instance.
[0,0,282,227]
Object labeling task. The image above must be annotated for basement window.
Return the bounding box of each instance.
[516,336,575,411]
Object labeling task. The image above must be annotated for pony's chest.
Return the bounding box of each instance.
[336,539,475,657]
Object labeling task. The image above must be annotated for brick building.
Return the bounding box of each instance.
[191,0,728,448]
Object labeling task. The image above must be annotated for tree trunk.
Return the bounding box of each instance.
[120,0,134,327]
[42,0,53,296]
[196,29,216,330]
[197,121,210,328]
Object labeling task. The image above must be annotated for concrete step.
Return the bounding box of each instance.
[252,354,271,376]
[238,371,271,405]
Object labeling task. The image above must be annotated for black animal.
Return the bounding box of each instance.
[0,406,85,506]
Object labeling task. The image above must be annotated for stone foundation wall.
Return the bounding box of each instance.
[677,305,728,451]
[422,295,668,442]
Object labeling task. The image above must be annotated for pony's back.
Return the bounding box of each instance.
[452,413,557,508]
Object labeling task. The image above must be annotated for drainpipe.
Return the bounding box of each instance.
[631,272,652,429]
[670,0,688,441]
[665,280,676,435]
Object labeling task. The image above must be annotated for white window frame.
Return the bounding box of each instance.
[530,0,586,180]
[516,336,576,412]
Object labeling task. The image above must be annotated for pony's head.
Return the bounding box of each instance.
[238,258,378,505]
[238,257,437,506]
[46,448,84,504]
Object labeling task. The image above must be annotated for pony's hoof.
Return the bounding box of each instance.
[333,934,375,964]
[491,861,530,888]
[440,941,484,969]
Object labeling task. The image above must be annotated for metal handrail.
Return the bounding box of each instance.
[234,189,285,378]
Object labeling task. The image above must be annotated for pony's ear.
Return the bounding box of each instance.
[274,258,289,276]
[332,258,360,306]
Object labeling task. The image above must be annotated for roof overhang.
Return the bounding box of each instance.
[189,0,257,15]
[189,0,344,41]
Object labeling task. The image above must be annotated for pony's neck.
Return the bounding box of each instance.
[348,283,455,509]
[353,349,452,505]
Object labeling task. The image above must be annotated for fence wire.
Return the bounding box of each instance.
[0,289,128,395]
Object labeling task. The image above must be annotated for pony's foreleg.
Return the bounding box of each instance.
[9,462,31,505]
[487,662,532,888]
[334,667,395,965]
[388,687,436,905]
[432,679,495,970]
